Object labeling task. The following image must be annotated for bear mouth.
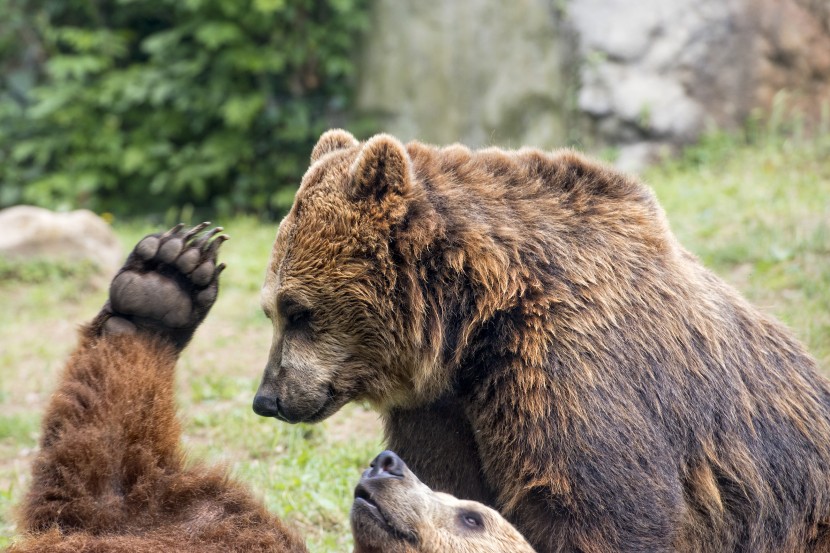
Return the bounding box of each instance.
[304,386,343,422]
[280,395,335,424]
[269,384,345,424]
[352,484,418,544]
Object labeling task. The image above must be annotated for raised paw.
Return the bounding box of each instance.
[94,223,228,352]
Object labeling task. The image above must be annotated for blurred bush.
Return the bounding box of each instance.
[0,0,370,217]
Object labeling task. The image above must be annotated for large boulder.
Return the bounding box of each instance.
[0,206,122,277]
[355,0,574,148]
[355,0,830,169]
[571,0,830,168]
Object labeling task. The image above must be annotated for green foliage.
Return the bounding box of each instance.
[0,0,370,216]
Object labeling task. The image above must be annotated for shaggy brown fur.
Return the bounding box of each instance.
[9,225,307,553]
[254,130,830,553]
[10,333,306,553]
[9,334,533,553]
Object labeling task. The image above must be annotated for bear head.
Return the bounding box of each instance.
[351,450,535,553]
[253,130,442,423]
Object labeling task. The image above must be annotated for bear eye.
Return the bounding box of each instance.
[459,511,484,530]
[287,307,312,328]
[279,297,313,330]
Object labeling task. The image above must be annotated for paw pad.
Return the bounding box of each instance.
[97,222,228,351]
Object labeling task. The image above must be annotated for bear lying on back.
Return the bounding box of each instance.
[10,224,306,553]
[8,224,535,553]
[254,130,830,552]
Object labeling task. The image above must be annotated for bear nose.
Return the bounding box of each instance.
[366,450,406,479]
[252,393,281,418]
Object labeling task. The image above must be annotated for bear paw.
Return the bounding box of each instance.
[93,223,228,352]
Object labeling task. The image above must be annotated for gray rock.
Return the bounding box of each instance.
[614,141,673,175]
[568,0,751,147]
[0,206,123,278]
[355,0,575,149]
[355,0,830,161]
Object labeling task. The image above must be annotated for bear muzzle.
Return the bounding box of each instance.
[352,451,420,547]
[253,380,340,423]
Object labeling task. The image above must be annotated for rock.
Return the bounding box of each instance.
[0,206,123,278]
[752,0,830,110]
[355,0,830,159]
[569,0,739,144]
[572,0,830,146]
[581,64,705,139]
[614,141,673,174]
[355,0,576,148]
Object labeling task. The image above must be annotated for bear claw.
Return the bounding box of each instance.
[94,223,228,352]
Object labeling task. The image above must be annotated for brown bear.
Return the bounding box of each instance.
[253,129,830,553]
[352,450,534,553]
[9,224,534,553]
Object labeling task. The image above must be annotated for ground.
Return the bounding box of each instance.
[0,130,828,552]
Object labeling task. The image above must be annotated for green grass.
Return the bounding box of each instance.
[0,257,98,284]
[0,126,828,550]
[644,128,830,367]
[0,415,38,445]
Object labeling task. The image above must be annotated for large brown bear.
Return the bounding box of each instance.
[253,130,830,552]
[9,224,534,553]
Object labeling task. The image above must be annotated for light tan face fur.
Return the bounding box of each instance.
[350,452,535,553]
[253,130,432,423]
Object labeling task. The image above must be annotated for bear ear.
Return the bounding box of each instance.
[311,129,359,163]
[349,134,411,201]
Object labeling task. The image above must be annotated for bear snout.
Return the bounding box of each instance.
[365,450,406,480]
[355,451,414,508]
[252,392,281,418]
[254,375,339,424]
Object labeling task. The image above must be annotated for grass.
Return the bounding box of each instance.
[645,126,830,367]
[0,217,384,551]
[0,124,828,550]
